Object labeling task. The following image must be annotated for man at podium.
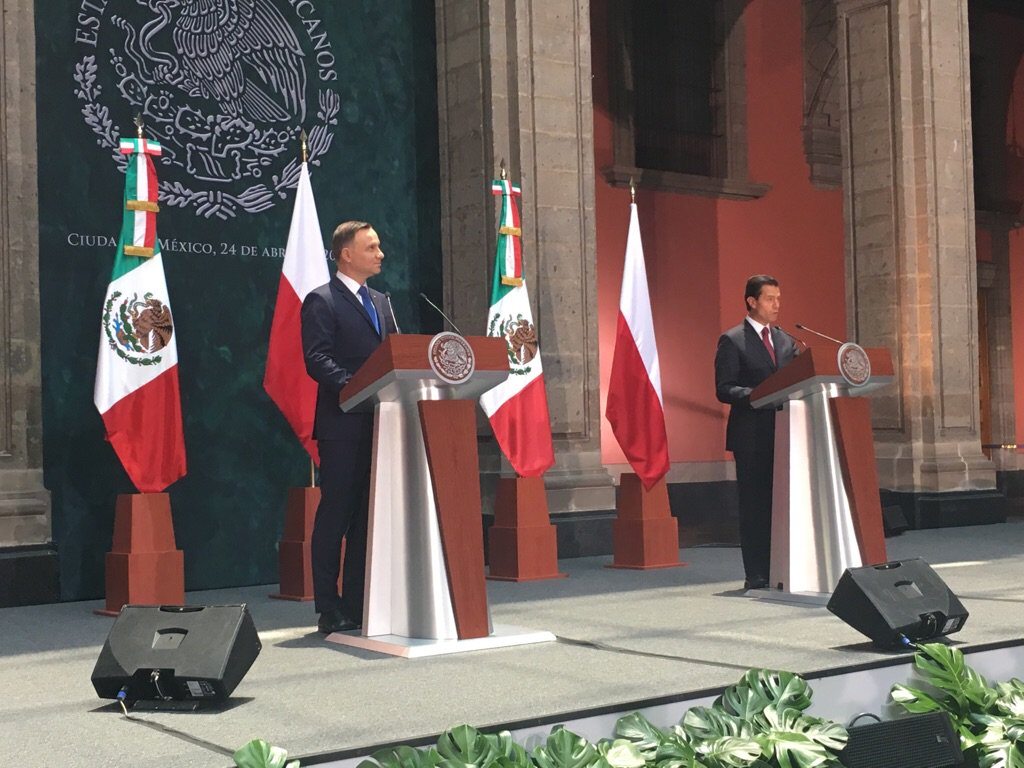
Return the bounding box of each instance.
[714,275,798,590]
[301,221,397,634]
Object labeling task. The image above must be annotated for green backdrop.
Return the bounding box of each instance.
[37,0,443,600]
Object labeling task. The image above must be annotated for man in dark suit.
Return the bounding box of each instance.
[301,220,397,633]
[714,275,797,590]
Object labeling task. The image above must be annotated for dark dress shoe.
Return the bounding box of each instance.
[744,576,769,590]
[317,608,360,634]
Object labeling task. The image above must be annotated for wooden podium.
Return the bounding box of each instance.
[750,345,893,600]
[325,334,555,657]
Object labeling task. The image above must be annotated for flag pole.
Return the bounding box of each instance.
[300,128,309,164]
[629,177,635,203]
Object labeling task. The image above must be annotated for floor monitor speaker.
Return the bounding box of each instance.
[92,604,261,707]
[840,712,963,768]
[826,559,968,648]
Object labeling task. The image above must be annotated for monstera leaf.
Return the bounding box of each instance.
[995,681,1024,719]
[912,643,996,714]
[435,725,501,768]
[752,707,847,768]
[681,707,750,743]
[490,731,533,768]
[533,727,600,768]
[974,721,1024,768]
[596,739,647,768]
[657,728,706,768]
[358,745,441,768]
[692,736,766,768]
[234,739,299,768]
[715,671,813,720]
[615,713,668,761]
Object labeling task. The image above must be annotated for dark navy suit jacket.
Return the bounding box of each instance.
[714,320,798,453]
[301,275,396,441]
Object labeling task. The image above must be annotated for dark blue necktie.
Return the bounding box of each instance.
[358,284,380,334]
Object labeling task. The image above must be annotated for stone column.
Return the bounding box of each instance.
[435,0,614,515]
[836,0,1002,526]
[0,0,57,604]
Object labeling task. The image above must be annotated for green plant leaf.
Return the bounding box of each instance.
[891,683,947,714]
[693,736,765,768]
[234,739,297,768]
[716,671,812,720]
[655,728,704,768]
[752,707,847,768]
[913,643,996,713]
[975,725,1024,768]
[359,745,440,768]
[681,707,749,742]
[488,731,532,768]
[533,727,600,768]
[436,725,501,768]
[616,713,668,760]
[995,681,1024,719]
[596,739,647,768]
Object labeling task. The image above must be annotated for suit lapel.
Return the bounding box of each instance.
[332,277,381,337]
[745,321,777,371]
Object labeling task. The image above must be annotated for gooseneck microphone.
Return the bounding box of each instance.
[418,292,464,335]
[775,325,808,350]
[794,323,844,346]
[384,291,402,334]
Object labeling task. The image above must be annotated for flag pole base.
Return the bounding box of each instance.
[609,474,685,569]
[96,493,184,617]
[486,476,566,581]
[270,487,319,601]
[270,487,347,601]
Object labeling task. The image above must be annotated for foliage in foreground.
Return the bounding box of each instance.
[890,642,1024,768]
[236,642,1024,768]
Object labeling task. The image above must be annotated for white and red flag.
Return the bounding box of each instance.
[480,176,555,477]
[94,137,186,492]
[263,162,330,463]
[605,200,670,489]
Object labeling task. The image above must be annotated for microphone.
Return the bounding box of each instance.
[384,291,402,334]
[794,323,843,346]
[418,292,464,335]
[775,325,808,350]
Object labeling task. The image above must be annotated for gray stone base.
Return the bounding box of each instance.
[879,489,1008,530]
[0,544,60,607]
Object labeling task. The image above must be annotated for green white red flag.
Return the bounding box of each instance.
[480,177,555,477]
[93,137,186,492]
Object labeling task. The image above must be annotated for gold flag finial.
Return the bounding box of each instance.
[500,159,507,181]
[134,114,145,139]
[629,177,636,204]
[300,128,309,163]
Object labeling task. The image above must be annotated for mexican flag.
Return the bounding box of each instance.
[93,137,186,493]
[480,178,555,477]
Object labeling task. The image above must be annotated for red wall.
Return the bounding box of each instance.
[593,0,845,465]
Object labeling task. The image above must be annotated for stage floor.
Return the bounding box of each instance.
[4,520,1024,768]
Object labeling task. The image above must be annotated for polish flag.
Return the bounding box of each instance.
[606,201,670,489]
[263,162,330,463]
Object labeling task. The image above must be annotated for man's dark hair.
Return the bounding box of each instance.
[331,221,372,260]
[744,274,779,309]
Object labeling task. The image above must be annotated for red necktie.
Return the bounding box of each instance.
[761,326,776,365]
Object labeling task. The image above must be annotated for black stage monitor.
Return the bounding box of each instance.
[92,604,261,707]
[827,559,968,648]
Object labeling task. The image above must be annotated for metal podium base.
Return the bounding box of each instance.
[326,624,556,658]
